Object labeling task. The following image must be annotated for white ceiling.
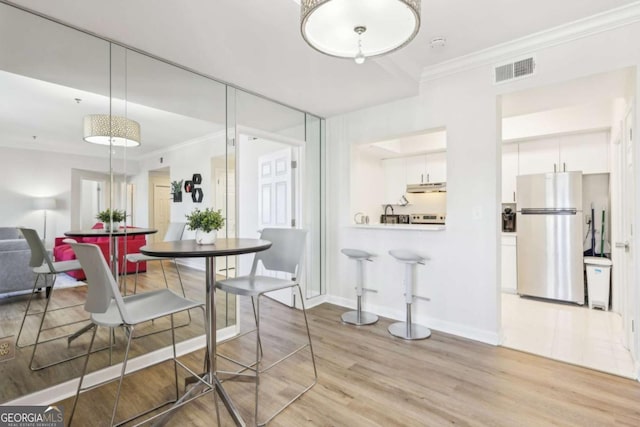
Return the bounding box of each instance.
[0,70,222,158]
[7,0,639,118]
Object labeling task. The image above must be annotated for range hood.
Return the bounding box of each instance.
[406,182,447,193]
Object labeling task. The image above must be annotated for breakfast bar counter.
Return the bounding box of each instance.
[348,223,446,231]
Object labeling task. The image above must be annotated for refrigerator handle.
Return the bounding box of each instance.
[563,162,566,172]
[521,208,578,215]
[553,163,557,173]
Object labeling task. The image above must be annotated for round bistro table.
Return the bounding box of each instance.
[140,238,272,426]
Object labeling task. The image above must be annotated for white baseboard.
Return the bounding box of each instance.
[304,294,328,309]
[326,295,500,346]
[5,325,239,406]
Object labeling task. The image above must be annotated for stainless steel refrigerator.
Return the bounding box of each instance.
[516,172,584,304]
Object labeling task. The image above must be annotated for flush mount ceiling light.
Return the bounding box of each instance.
[83,114,141,147]
[300,0,421,64]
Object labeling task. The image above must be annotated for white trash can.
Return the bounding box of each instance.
[584,256,613,310]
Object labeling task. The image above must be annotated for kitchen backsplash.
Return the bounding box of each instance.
[384,192,447,215]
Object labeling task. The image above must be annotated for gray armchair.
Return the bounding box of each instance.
[0,227,36,295]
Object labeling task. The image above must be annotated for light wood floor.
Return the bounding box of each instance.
[3,263,640,426]
[57,296,640,426]
[0,261,234,402]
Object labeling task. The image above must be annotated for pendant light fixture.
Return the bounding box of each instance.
[300,0,421,64]
[83,114,141,147]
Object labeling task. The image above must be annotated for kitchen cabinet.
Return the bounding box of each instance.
[518,138,560,175]
[501,234,517,293]
[382,152,448,204]
[517,131,609,175]
[405,152,447,184]
[426,152,447,182]
[405,156,425,185]
[559,132,609,174]
[382,157,406,204]
[502,144,519,203]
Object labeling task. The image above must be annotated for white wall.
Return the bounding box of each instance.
[326,17,640,347]
[133,134,227,269]
[327,74,501,343]
[134,135,227,231]
[350,148,385,222]
[502,102,612,140]
[0,147,131,243]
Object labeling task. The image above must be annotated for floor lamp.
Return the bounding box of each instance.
[33,197,56,244]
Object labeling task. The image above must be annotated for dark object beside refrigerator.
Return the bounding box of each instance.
[502,207,516,232]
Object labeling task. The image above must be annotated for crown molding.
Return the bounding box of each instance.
[420,2,640,84]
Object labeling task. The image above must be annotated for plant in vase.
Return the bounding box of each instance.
[96,208,126,232]
[171,179,183,202]
[186,207,224,244]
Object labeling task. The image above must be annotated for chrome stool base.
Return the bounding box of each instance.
[388,322,431,340]
[341,311,378,326]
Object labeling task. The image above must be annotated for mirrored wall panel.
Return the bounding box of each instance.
[0,1,325,404]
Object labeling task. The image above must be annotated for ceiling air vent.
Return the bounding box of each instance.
[494,55,536,84]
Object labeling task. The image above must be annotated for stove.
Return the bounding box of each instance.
[410,213,446,224]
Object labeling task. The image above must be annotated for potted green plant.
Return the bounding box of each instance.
[186,207,225,244]
[96,208,126,231]
[171,179,183,202]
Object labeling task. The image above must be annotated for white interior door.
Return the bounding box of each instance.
[80,178,106,229]
[152,184,171,243]
[259,148,293,230]
[258,147,296,306]
[237,132,303,308]
[621,109,636,358]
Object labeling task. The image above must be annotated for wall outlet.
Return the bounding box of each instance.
[0,336,15,363]
[472,206,483,220]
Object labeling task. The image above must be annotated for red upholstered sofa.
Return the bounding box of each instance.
[53,223,147,280]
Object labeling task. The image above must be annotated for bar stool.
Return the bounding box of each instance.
[388,250,431,340]
[340,248,378,325]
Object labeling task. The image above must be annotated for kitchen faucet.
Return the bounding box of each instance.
[384,204,394,216]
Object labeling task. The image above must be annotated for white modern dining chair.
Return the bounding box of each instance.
[68,242,210,427]
[123,222,187,296]
[15,227,87,370]
[122,222,192,337]
[215,228,317,426]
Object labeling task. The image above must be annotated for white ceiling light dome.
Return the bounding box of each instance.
[301,0,421,63]
[83,114,141,147]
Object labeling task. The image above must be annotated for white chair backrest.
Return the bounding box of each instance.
[70,242,129,323]
[18,227,55,272]
[250,228,307,278]
[164,222,186,242]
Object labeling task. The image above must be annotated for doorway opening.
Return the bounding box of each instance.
[498,67,637,378]
[237,130,303,307]
[148,168,170,244]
